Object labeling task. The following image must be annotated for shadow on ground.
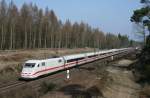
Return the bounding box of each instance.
[77,67,95,71]
[59,84,103,98]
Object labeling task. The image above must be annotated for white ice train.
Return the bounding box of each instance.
[21,48,132,79]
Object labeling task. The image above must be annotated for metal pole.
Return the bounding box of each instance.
[66,70,70,79]
[111,56,114,60]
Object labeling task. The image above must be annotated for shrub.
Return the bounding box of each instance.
[138,35,150,80]
[40,82,57,94]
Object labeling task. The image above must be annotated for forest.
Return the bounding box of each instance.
[0,0,134,50]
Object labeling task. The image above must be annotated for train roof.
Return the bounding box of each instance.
[24,48,130,63]
[25,60,45,63]
[64,53,85,60]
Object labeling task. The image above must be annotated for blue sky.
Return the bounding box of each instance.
[6,0,141,40]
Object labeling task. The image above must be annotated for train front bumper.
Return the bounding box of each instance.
[21,73,36,79]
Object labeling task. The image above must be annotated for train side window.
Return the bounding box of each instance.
[42,62,45,66]
[67,58,77,63]
[58,59,62,63]
[37,64,40,67]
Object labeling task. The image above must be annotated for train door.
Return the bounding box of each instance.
[36,62,45,76]
[62,57,67,69]
[41,62,46,72]
[85,54,88,63]
[76,58,78,65]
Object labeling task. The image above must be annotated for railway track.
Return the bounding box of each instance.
[0,48,136,95]
[0,72,65,94]
[0,81,26,94]
[0,81,22,88]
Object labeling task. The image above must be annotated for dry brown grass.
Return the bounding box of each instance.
[95,72,110,91]
[0,85,39,98]
[139,86,150,98]
[0,53,31,62]
[0,65,20,84]
[0,48,89,63]
[41,92,70,98]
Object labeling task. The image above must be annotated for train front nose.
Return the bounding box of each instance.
[21,62,36,79]
[21,68,34,79]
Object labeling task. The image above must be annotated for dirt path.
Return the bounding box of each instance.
[102,63,141,98]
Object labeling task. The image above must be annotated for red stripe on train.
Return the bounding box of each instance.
[26,56,99,76]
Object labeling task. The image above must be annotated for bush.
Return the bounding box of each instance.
[138,35,150,80]
[40,82,57,94]
[146,35,150,48]
[143,64,150,77]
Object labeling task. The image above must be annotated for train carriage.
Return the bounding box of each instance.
[20,48,133,79]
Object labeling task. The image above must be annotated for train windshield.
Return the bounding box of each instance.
[24,63,35,68]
